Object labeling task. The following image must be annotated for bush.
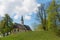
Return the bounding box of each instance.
[56,29,60,37]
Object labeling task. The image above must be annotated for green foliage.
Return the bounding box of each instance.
[35,24,44,31]
[0,14,13,34]
[36,0,60,32]
[35,20,48,31]
[47,0,59,31]
[56,29,60,37]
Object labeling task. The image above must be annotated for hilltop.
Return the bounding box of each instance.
[0,31,60,40]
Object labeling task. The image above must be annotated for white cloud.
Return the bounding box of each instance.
[0,0,15,2]
[24,15,31,20]
[37,4,41,7]
[0,5,6,16]
[14,15,19,19]
[0,0,40,20]
[0,0,14,17]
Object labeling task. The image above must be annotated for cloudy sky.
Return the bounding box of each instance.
[0,0,51,30]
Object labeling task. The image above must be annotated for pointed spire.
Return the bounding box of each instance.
[21,16,24,25]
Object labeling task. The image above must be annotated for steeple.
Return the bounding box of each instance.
[21,16,24,25]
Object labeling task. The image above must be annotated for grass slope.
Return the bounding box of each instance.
[0,31,60,40]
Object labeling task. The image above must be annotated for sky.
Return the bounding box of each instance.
[0,0,51,30]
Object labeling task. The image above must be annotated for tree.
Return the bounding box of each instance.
[0,14,13,36]
[0,20,6,36]
[4,14,13,35]
[37,4,47,30]
[47,0,60,31]
[36,0,60,31]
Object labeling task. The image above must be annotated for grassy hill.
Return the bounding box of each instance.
[0,31,60,40]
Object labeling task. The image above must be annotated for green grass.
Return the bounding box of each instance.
[0,31,60,40]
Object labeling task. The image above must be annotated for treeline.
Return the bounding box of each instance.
[36,0,60,36]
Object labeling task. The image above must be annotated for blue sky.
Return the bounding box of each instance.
[0,0,51,30]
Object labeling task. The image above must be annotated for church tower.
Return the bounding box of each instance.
[21,16,24,25]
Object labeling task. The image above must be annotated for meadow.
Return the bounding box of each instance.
[0,31,60,40]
